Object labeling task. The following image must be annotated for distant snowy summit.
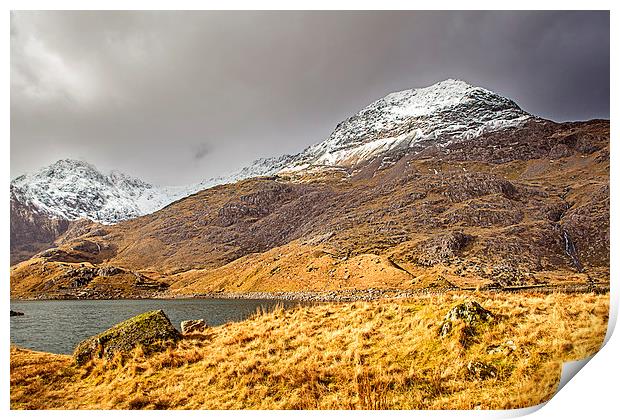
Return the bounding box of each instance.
[11,80,532,224]
[10,159,198,224]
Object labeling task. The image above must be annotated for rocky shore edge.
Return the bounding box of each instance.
[12,283,609,302]
[171,283,609,302]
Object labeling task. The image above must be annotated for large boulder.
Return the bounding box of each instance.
[73,309,180,365]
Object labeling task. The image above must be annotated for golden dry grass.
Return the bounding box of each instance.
[10,291,609,410]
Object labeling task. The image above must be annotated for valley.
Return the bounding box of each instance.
[9,80,611,410]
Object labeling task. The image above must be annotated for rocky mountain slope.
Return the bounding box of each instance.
[10,189,70,265]
[10,80,609,297]
[10,80,534,264]
[10,80,535,264]
[288,79,530,169]
[10,115,609,299]
[10,159,197,264]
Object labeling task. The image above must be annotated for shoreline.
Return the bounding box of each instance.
[10,282,610,302]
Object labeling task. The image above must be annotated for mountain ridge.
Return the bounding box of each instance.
[10,79,532,227]
[10,115,610,298]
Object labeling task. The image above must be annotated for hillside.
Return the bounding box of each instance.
[10,116,609,299]
[10,79,535,265]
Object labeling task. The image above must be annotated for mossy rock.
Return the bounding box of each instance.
[73,309,180,365]
[439,301,494,338]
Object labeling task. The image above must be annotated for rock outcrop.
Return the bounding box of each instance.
[73,310,180,365]
[180,319,207,334]
[439,301,494,338]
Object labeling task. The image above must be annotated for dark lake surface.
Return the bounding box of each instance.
[10,298,306,355]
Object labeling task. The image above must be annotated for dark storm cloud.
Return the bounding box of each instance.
[10,11,609,185]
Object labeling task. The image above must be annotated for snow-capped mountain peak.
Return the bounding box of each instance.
[292,79,531,168]
[11,80,533,225]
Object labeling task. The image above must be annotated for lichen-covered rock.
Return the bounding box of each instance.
[439,300,494,338]
[180,319,207,334]
[73,309,180,365]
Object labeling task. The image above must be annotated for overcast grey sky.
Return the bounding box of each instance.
[10,11,610,185]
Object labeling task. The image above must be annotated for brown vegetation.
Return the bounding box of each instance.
[10,291,609,409]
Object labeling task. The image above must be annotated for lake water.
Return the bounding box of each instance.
[10,299,306,355]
